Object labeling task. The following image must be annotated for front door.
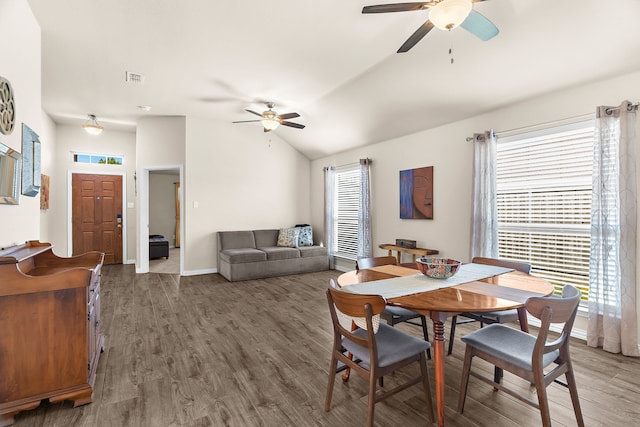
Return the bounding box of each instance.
[72,173,123,264]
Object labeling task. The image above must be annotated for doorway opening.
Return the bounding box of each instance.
[138,165,183,275]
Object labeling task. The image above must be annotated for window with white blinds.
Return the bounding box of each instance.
[334,165,360,260]
[496,120,595,301]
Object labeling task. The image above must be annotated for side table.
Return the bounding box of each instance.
[379,243,439,264]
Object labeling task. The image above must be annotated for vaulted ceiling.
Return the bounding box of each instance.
[27,0,640,159]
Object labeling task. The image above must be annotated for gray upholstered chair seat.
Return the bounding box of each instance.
[343,323,431,368]
[383,305,421,318]
[458,285,584,427]
[476,309,518,321]
[460,324,559,372]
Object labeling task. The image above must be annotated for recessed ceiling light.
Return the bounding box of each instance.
[137,105,152,112]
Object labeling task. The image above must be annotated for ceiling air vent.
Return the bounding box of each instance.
[125,71,145,84]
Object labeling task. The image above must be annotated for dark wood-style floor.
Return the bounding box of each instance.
[14,265,640,426]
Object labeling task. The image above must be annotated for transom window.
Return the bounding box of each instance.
[73,152,123,165]
[496,120,595,301]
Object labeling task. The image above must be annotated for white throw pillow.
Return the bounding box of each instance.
[277,227,299,247]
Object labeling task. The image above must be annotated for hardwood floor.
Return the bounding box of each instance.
[13,265,640,426]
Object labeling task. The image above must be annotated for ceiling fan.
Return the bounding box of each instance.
[362,0,499,53]
[232,102,305,132]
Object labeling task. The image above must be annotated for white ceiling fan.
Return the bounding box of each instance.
[232,102,306,132]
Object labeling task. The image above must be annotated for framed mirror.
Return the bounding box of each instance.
[21,123,41,196]
[0,141,21,204]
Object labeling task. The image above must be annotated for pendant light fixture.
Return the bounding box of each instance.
[82,114,104,135]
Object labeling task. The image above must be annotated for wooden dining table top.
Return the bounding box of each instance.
[337,264,554,316]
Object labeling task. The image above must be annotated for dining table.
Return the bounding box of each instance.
[337,263,554,427]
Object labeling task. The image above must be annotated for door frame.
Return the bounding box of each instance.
[67,170,127,262]
[137,164,184,275]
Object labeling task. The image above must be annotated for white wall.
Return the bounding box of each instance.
[135,116,186,271]
[184,116,311,273]
[312,70,640,268]
[39,111,57,244]
[0,0,42,248]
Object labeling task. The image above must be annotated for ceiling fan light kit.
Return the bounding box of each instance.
[362,0,499,52]
[429,0,472,30]
[233,102,305,132]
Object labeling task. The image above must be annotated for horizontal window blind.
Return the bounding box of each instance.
[334,166,360,260]
[497,121,594,301]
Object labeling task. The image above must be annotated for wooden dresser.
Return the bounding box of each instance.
[0,241,104,426]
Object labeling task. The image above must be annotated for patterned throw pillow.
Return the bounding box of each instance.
[296,225,313,246]
[277,227,299,247]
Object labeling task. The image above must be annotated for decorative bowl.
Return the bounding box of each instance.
[416,257,462,279]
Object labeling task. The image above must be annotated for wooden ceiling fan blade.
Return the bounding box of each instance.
[461,9,499,41]
[232,120,261,123]
[245,109,264,118]
[397,20,434,53]
[362,2,434,14]
[280,121,305,129]
[264,127,271,133]
[278,112,300,120]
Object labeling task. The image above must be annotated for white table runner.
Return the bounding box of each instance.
[346,263,513,299]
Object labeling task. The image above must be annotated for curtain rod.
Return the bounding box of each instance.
[495,112,593,138]
[324,158,372,170]
[467,102,639,141]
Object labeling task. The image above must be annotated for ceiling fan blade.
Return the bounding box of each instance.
[245,109,264,118]
[280,121,305,129]
[278,112,300,120]
[264,127,271,133]
[461,9,499,41]
[362,2,434,14]
[232,120,261,123]
[397,20,434,53]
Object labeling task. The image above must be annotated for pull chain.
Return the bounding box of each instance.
[449,29,455,64]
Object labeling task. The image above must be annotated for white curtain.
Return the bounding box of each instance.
[470,130,499,259]
[588,101,639,356]
[324,166,336,269]
[358,158,373,259]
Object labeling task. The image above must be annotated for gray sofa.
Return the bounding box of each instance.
[217,229,329,281]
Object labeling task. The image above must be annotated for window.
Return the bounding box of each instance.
[496,121,594,301]
[333,165,360,260]
[73,152,123,165]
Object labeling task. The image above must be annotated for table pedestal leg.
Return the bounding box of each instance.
[430,311,447,427]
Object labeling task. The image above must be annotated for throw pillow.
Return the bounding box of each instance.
[277,227,299,247]
[296,225,313,246]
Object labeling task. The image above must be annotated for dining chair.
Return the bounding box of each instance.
[447,256,532,355]
[457,284,583,427]
[356,256,431,357]
[325,281,434,427]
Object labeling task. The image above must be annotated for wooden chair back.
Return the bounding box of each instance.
[356,256,398,270]
[526,284,580,356]
[472,256,531,274]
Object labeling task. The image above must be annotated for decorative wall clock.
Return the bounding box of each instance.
[0,76,16,135]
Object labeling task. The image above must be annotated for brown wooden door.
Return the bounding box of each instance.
[72,174,123,264]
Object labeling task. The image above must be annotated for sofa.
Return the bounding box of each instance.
[216,228,329,281]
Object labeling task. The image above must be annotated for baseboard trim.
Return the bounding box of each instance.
[182,268,217,277]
